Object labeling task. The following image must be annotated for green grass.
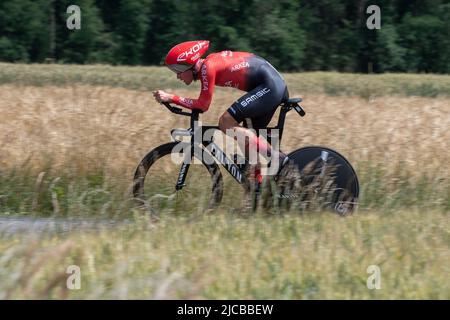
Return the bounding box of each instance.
[1,163,449,217]
[0,210,448,299]
[0,168,131,218]
[1,63,450,98]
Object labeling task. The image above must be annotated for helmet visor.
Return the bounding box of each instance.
[167,63,193,74]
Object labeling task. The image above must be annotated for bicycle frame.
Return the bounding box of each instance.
[162,100,305,192]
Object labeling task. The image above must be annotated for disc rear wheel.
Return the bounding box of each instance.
[277,146,359,215]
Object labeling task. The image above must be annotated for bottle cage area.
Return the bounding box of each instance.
[163,98,305,145]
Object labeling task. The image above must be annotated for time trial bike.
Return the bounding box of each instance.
[133,98,359,215]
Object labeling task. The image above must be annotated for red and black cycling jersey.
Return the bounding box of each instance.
[172,50,288,129]
[172,51,278,111]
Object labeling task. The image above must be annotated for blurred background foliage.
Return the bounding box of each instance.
[0,0,449,72]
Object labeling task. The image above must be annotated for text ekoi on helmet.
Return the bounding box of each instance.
[165,40,210,74]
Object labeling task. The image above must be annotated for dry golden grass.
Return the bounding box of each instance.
[1,84,449,184]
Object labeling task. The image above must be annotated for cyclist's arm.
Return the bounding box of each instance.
[172,63,215,112]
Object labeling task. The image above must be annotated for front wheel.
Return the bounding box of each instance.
[133,142,223,214]
[276,146,359,215]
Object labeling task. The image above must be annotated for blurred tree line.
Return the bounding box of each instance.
[0,0,449,73]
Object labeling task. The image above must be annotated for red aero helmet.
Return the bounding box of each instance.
[165,40,210,73]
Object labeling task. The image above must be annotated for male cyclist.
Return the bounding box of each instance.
[153,40,289,180]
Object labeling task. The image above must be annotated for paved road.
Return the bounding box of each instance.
[0,216,127,236]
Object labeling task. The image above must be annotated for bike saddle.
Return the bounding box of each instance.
[283,97,306,116]
[285,98,302,105]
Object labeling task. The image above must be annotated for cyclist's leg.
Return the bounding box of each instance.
[218,111,258,164]
[220,83,287,166]
[218,112,263,184]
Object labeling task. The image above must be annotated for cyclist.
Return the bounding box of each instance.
[153,40,289,179]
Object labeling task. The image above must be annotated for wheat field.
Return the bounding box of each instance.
[2,84,450,175]
[0,64,449,299]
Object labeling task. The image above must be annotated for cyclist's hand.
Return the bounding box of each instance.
[153,90,174,103]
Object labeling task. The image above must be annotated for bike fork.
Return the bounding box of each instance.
[175,162,190,190]
[175,145,193,190]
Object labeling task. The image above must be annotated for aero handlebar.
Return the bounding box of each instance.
[162,102,203,117]
[162,101,305,118]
